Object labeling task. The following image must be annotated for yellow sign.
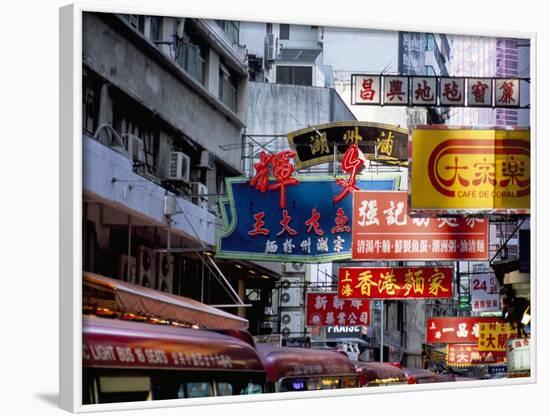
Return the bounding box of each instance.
[410,127,530,211]
[478,322,517,352]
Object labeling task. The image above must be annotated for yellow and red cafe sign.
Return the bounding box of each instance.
[478,321,517,352]
[409,126,530,213]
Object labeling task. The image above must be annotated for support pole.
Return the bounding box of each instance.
[127,215,132,282]
[380,300,384,363]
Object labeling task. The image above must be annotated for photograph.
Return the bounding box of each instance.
[65,4,533,410]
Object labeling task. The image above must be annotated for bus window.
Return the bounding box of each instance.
[321,378,340,389]
[97,376,151,403]
[239,382,263,395]
[185,382,212,398]
[306,379,321,390]
[342,377,358,388]
[216,382,233,396]
[280,378,308,392]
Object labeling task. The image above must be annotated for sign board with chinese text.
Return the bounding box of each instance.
[471,274,500,313]
[337,266,453,299]
[352,191,489,261]
[507,338,530,372]
[352,75,381,105]
[287,121,408,169]
[216,175,399,263]
[426,317,505,344]
[306,292,371,327]
[351,74,528,108]
[409,126,530,213]
[446,344,506,367]
[478,322,517,352]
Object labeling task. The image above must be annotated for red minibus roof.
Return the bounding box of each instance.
[354,361,407,384]
[83,317,264,372]
[255,343,357,383]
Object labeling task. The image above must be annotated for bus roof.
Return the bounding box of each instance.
[83,317,264,372]
[354,361,407,384]
[255,343,357,382]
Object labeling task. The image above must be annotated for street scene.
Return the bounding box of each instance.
[80,12,531,404]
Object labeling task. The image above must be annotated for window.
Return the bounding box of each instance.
[276,66,312,86]
[149,16,162,42]
[216,382,233,396]
[185,382,213,398]
[82,72,100,135]
[425,65,436,76]
[425,34,435,51]
[97,376,152,403]
[239,382,263,395]
[280,24,290,40]
[219,63,238,112]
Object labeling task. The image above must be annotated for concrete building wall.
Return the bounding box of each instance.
[83,13,244,172]
[246,82,354,136]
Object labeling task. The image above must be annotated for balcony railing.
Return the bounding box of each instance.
[176,42,206,86]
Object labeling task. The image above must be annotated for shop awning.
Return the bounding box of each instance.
[83,272,248,330]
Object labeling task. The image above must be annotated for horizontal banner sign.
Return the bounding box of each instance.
[306,292,371,327]
[337,266,453,299]
[478,322,517,352]
[446,344,506,367]
[410,126,530,213]
[287,121,408,169]
[426,317,505,344]
[216,176,398,263]
[352,74,527,108]
[352,191,489,261]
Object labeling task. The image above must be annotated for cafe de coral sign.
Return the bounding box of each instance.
[409,126,530,213]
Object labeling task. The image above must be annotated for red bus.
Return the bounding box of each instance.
[83,317,266,404]
[354,361,407,387]
[255,343,359,392]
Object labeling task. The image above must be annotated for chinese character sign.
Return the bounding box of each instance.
[306,292,371,327]
[352,191,489,260]
[426,317,505,344]
[338,267,453,299]
[287,121,408,169]
[439,77,465,106]
[351,75,526,108]
[411,77,437,105]
[468,78,493,107]
[495,79,520,108]
[471,274,500,313]
[478,322,517,352]
[354,75,381,105]
[507,338,530,372]
[383,76,409,105]
[217,176,398,263]
[446,344,506,367]
[410,127,530,212]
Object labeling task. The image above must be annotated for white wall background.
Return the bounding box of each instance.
[1,0,547,416]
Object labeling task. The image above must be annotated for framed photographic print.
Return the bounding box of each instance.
[60,2,536,413]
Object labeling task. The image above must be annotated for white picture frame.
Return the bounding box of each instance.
[59,2,537,414]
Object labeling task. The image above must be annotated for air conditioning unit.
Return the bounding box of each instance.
[125,135,145,163]
[280,311,303,337]
[280,277,302,307]
[155,252,173,293]
[198,150,215,170]
[266,34,278,61]
[283,262,306,273]
[117,255,136,284]
[165,152,191,183]
[137,246,155,288]
[191,182,209,209]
